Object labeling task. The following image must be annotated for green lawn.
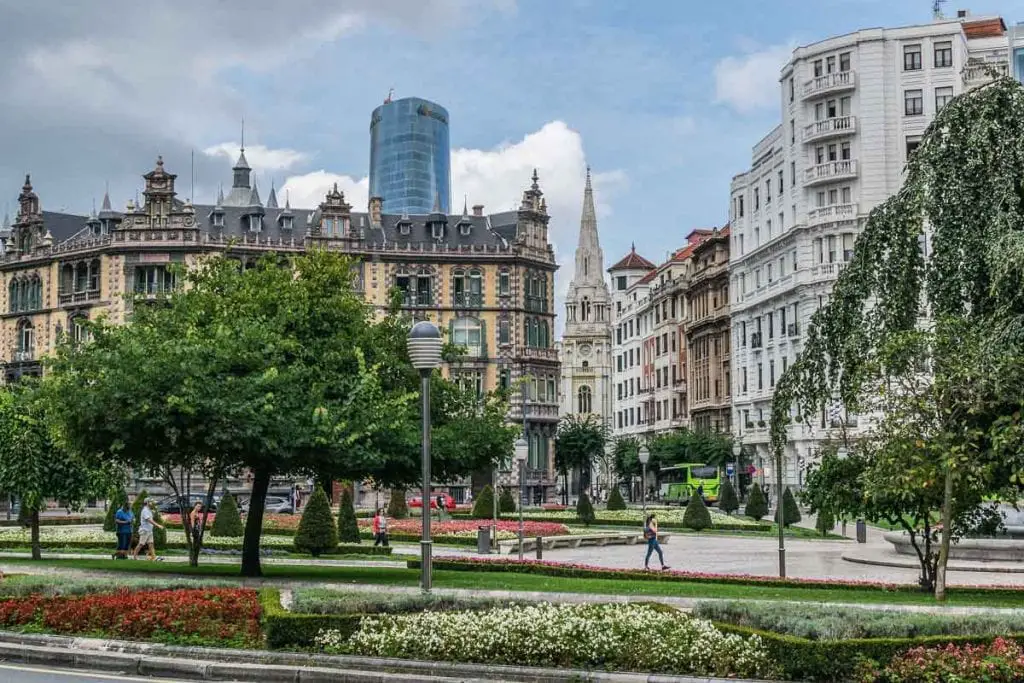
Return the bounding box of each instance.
[2,556,1021,608]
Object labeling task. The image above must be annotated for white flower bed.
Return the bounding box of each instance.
[317,603,778,679]
[0,527,292,547]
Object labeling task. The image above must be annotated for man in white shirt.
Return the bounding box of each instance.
[131,498,165,561]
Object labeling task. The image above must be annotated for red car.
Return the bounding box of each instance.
[408,494,456,511]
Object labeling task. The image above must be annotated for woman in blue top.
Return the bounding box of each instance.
[644,513,669,571]
[113,502,133,560]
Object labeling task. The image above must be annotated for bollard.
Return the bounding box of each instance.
[856,519,867,543]
[535,536,543,560]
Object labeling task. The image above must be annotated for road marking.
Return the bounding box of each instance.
[0,663,191,682]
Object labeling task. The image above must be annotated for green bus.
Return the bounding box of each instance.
[658,464,721,505]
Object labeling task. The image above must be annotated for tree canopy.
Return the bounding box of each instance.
[555,414,608,503]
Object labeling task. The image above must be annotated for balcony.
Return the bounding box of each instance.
[802,70,856,99]
[452,292,483,308]
[524,296,548,313]
[12,350,33,363]
[803,115,856,143]
[804,160,858,187]
[517,346,558,363]
[515,401,560,423]
[963,61,1009,88]
[58,289,101,306]
[400,292,434,308]
[750,332,763,349]
[807,203,858,227]
[809,262,847,281]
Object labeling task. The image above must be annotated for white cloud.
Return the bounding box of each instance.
[713,43,794,114]
[203,143,309,172]
[282,171,370,211]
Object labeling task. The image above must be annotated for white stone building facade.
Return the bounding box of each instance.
[729,12,1021,494]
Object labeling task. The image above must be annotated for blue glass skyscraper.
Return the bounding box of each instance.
[369,97,451,215]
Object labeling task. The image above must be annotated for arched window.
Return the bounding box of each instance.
[8,280,18,313]
[60,264,74,296]
[582,297,591,322]
[30,277,41,310]
[526,318,538,347]
[15,319,34,359]
[451,317,484,357]
[74,263,88,292]
[88,260,100,292]
[70,314,90,345]
[540,320,549,348]
[578,385,593,414]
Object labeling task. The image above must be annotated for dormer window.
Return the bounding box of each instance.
[432,224,444,240]
[281,215,293,230]
[399,224,410,236]
[459,224,471,236]
[249,215,262,232]
[212,212,224,228]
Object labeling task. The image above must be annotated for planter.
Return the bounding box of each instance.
[884,531,1024,562]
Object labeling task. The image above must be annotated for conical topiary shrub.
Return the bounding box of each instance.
[576,492,596,526]
[472,485,495,519]
[498,488,516,514]
[606,487,627,511]
[337,486,360,543]
[294,486,338,557]
[211,492,243,537]
[386,488,409,519]
[815,508,835,537]
[775,487,802,528]
[718,479,739,515]
[682,491,713,530]
[104,488,128,532]
[745,484,767,521]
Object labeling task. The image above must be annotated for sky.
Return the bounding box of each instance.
[1,0,1021,309]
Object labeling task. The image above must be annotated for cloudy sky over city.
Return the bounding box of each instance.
[0,0,1021,287]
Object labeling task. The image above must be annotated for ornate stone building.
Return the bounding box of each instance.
[686,227,731,432]
[558,169,613,496]
[0,153,560,503]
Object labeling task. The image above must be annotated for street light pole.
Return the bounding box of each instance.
[407,321,443,593]
[732,440,742,502]
[638,446,650,521]
[513,438,529,561]
[776,448,786,578]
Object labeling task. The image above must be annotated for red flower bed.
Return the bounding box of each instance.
[864,637,1024,682]
[0,588,261,646]
[357,518,569,536]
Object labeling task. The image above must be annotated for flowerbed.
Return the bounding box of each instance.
[316,602,779,679]
[0,588,261,647]
[858,637,1024,682]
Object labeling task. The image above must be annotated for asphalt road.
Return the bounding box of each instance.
[0,664,200,683]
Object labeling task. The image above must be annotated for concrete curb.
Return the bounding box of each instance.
[842,550,1024,574]
[0,631,780,683]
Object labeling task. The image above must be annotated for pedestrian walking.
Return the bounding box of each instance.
[131,498,165,561]
[188,501,204,549]
[372,507,389,547]
[112,501,133,560]
[643,513,669,571]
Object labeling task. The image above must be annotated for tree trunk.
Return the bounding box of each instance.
[934,467,955,601]
[241,467,271,577]
[30,509,40,561]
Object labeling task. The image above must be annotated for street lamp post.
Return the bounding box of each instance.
[514,438,529,561]
[776,448,786,578]
[731,441,742,501]
[407,321,443,593]
[638,446,650,520]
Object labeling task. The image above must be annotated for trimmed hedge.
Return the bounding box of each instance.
[0,539,392,555]
[260,588,363,650]
[714,622,1024,682]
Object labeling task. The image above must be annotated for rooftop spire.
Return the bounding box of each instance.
[101,189,112,212]
[570,165,605,288]
[267,180,278,209]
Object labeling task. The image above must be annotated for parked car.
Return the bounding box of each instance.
[239,495,294,515]
[156,495,219,515]
[408,493,456,511]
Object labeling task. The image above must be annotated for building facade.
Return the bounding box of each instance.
[558,170,613,496]
[608,246,655,439]
[728,11,1018,494]
[0,157,560,502]
[686,227,731,432]
[369,96,452,216]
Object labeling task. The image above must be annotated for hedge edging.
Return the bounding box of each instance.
[0,540,392,556]
[166,523,480,546]
[260,588,364,650]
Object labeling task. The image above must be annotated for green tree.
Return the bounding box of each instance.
[649,428,733,469]
[683,492,713,530]
[471,484,495,519]
[718,479,739,515]
[611,436,641,501]
[337,485,360,544]
[103,487,128,533]
[771,77,1024,599]
[745,484,767,521]
[576,491,595,526]
[555,414,608,506]
[815,508,835,537]
[211,493,243,537]
[775,487,801,528]
[294,486,338,557]
[387,489,409,519]
[0,382,114,560]
[606,487,626,511]
[498,487,516,514]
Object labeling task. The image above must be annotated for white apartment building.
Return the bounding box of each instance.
[729,11,1022,493]
[609,247,655,438]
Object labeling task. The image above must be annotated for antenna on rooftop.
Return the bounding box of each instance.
[933,0,946,19]
[385,88,394,104]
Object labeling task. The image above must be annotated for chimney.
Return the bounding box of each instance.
[472,204,484,217]
[369,196,383,225]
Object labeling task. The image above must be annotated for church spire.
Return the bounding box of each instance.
[572,166,605,287]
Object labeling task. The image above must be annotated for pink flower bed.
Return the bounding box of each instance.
[358,518,569,537]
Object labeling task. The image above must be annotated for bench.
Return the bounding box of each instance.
[497,532,672,555]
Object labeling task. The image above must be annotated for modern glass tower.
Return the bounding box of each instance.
[369,97,451,215]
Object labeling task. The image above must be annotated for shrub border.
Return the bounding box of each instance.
[0,516,104,528]
[259,588,364,650]
[0,540,392,556]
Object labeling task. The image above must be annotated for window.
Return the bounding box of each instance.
[499,368,511,391]
[212,212,224,228]
[767,311,774,338]
[813,60,823,77]
[934,41,952,68]
[134,266,175,295]
[281,215,293,230]
[816,146,825,164]
[754,188,759,211]
[792,249,798,272]
[843,233,855,262]
[827,235,837,263]
[249,215,262,233]
[903,44,922,71]
[839,51,851,72]
[827,99,837,118]
[15,319,34,360]
[738,196,744,217]
[815,102,824,121]
[616,275,627,291]
[452,317,484,356]
[842,186,852,203]
[499,270,510,296]
[789,78,794,102]
[452,268,482,307]
[499,319,510,345]
[778,170,784,194]
[432,224,443,240]
[70,315,90,345]
[814,237,823,264]
[770,360,776,387]
[905,89,923,116]
[396,271,432,306]
[766,179,771,203]
[906,137,921,159]
[935,86,954,111]
[826,56,835,73]
[790,161,796,186]
[841,142,851,160]
[577,386,592,414]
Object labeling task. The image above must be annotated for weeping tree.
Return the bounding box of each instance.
[771,76,1024,598]
[554,414,608,505]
